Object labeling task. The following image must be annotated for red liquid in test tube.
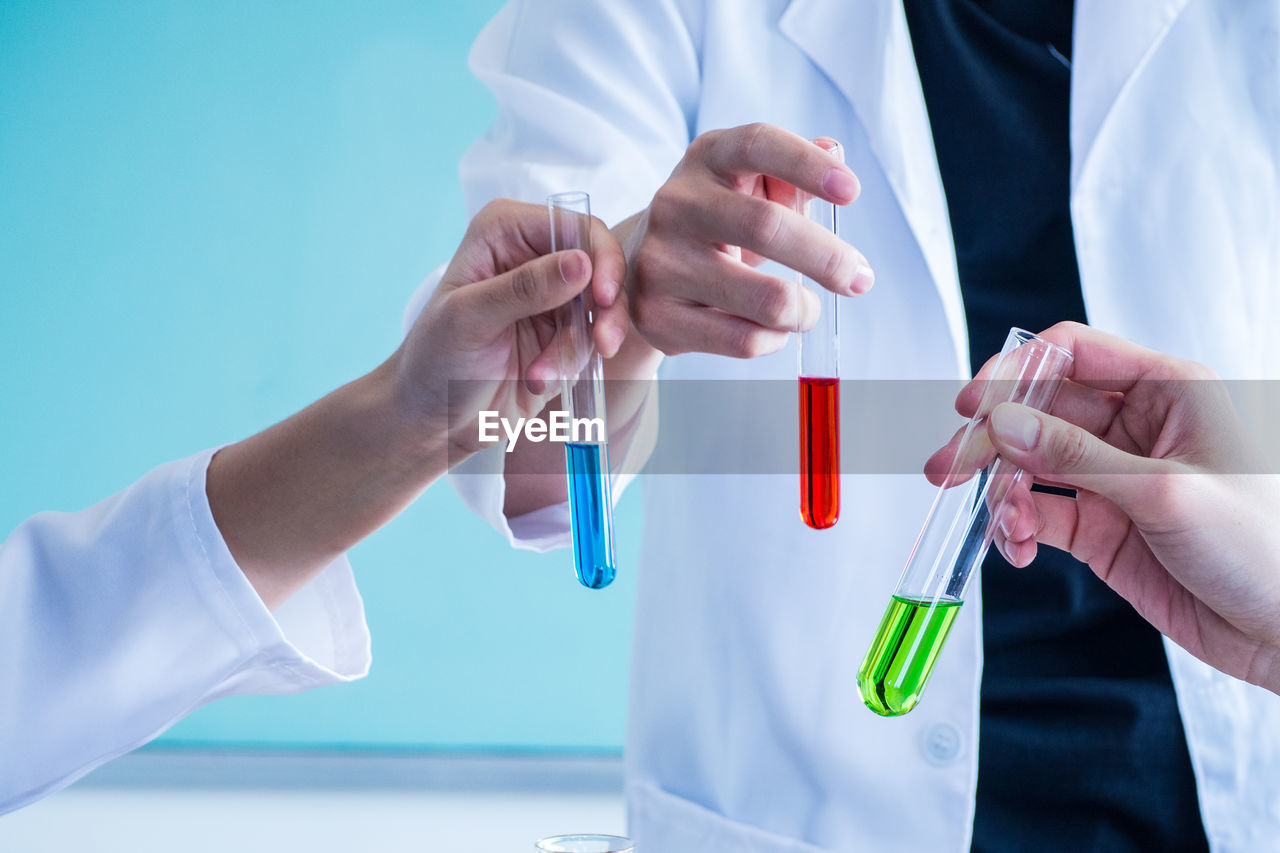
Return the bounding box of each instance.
[799,376,840,528]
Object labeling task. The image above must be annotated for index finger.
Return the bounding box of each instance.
[702,123,861,205]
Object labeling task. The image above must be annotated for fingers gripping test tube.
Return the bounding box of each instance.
[798,141,842,529]
[549,192,617,590]
[857,328,1073,716]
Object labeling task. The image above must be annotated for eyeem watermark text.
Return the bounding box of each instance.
[478,410,605,452]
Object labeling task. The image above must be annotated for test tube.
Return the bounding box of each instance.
[798,141,842,529]
[549,191,617,590]
[535,835,635,852]
[856,328,1073,716]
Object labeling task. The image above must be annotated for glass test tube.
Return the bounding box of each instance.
[549,191,617,590]
[536,835,635,852]
[856,328,1073,716]
[798,141,842,530]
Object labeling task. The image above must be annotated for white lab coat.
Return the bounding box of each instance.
[424,0,1280,849]
[0,449,371,815]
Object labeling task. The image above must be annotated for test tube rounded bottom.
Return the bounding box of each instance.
[799,376,840,529]
[565,441,617,590]
[856,595,962,716]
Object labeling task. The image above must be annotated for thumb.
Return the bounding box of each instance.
[987,402,1162,513]
[456,249,591,329]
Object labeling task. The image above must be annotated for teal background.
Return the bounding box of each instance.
[0,1,638,752]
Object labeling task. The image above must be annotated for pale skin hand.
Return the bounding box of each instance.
[207,199,628,610]
[926,322,1280,694]
[502,123,874,516]
[622,123,872,357]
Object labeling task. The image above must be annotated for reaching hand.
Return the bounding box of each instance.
[927,322,1280,693]
[399,198,629,457]
[621,123,873,358]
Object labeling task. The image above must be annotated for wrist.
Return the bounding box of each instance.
[367,352,452,481]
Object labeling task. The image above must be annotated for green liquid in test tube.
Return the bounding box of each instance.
[857,328,1074,716]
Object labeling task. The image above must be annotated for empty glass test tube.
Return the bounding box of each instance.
[857,328,1073,716]
[549,191,617,590]
[797,141,842,529]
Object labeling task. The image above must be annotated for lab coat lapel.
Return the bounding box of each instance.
[779,0,968,374]
[1070,0,1193,189]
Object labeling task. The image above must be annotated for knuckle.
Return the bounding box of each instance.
[1047,425,1093,473]
[629,293,654,332]
[472,200,498,223]
[728,327,760,359]
[819,245,851,287]
[627,282,662,331]
[630,300,680,354]
[508,263,542,305]
[647,185,682,230]
[435,290,466,327]
[734,122,769,164]
[744,200,786,249]
[687,129,718,161]
[1178,358,1219,382]
[753,279,793,328]
[631,247,666,292]
[728,327,779,359]
[472,199,506,230]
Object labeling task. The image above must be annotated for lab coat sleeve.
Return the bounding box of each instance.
[413,0,698,550]
[459,0,701,225]
[0,448,371,815]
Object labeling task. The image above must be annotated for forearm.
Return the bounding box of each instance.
[208,355,447,610]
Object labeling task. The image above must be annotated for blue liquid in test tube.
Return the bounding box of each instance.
[565,440,616,589]
[549,191,618,589]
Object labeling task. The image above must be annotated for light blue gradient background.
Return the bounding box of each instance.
[0,1,638,752]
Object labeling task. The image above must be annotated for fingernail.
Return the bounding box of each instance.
[558,250,587,283]
[823,168,856,201]
[991,404,1040,450]
[851,261,875,294]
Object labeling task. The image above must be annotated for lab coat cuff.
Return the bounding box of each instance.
[448,384,655,553]
[180,448,372,694]
[447,443,573,553]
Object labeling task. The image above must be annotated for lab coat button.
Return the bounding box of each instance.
[921,723,962,765]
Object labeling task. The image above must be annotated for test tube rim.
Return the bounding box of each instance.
[548,190,591,210]
[1006,326,1074,366]
[535,834,635,852]
[896,326,1075,602]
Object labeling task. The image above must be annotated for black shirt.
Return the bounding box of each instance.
[900,1,1210,850]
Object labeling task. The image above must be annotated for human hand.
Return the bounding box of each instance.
[926,322,1280,693]
[397,198,628,458]
[621,123,873,357]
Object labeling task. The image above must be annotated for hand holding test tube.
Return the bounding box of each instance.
[933,322,1280,696]
[857,328,1073,716]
